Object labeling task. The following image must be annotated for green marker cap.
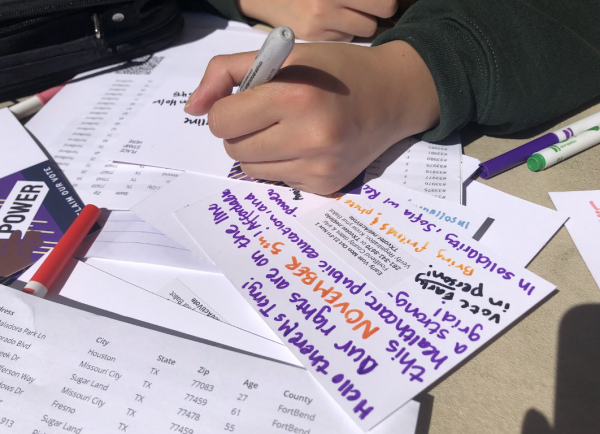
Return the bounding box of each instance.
[527,153,546,171]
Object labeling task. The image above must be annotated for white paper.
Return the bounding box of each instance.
[465,181,568,267]
[26,74,182,210]
[359,179,488,237]
[319,179,489,291]
[103,29,300,175]
[549,190,600,289]
[157,278,227,322]
[70,257,285,344]
[0,285,420,433]
[132,173,331,268]
[365,135,463,203]
[175,182,555,429]
[132,174,241,262]
[461,155,481,181]
[0,108,47,178]
[25,21,272,211]
[76,256,323,346]
[84,211,212,271]
[59,259,298,365]
[105,78,234,175]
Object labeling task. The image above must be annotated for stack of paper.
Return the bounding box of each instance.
[168,178,556,429]
[0,285,421,433]
[365,134,464,203]
[11,12,574,434]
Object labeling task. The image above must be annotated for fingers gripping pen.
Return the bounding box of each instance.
[237,26,295,93]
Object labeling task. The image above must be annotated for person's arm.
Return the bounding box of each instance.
[180,0,400,41]
[178,0,252,24]
[237,0,398,41]
[183,0,600,195]
[374,0,600,141]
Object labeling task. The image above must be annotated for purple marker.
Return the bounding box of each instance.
[479,110,600,179]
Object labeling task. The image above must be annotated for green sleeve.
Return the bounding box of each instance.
[373,0,600,141]
[178,0,253,24]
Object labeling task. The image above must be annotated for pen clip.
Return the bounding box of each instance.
[92,13,102,39]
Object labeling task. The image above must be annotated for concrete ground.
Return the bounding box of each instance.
[422,104,600,434]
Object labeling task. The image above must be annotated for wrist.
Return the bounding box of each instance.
[369,40,440,142]
[237,0,280,25]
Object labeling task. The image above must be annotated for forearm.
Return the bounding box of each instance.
[178,0,253,24]
[374,0,600,141]
[367,41,440,144]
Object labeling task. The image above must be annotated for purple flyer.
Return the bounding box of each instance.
[0,161,84,281]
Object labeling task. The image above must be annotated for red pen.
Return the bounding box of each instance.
[23,204,101,298]
[9,82,67,120]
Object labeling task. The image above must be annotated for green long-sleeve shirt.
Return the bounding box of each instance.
[181,0,600,142]
[373,0,600,142]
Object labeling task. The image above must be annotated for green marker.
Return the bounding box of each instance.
[527,126,600,171]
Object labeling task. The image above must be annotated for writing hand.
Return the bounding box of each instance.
[238,0,398,41]
[185,42,439,195]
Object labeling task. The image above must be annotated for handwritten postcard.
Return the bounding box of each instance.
[466,181,568,267]
[175,182,555,430]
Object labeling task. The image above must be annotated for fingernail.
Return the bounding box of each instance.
[184,87,201,110]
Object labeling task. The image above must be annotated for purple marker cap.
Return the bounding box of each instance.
[479,133,559,179]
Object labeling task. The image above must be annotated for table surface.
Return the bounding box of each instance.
[3,91,600,434]
[428,104,600,434]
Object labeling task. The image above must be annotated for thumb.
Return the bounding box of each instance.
[184,51,258,116]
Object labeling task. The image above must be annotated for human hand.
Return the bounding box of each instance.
[0,230,43,277]
[184,41,439,195]
[238,0,397,41]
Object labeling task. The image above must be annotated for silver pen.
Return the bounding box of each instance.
[237,26,295,93]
